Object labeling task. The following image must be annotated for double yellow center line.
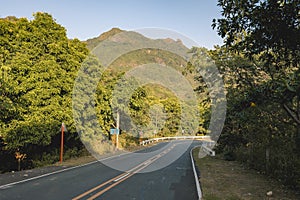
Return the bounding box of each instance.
[72,144,176,200]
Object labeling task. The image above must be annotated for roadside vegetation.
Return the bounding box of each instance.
[210,0,300,190]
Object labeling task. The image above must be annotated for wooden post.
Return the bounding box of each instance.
[60,123,64,163]
[116,111,119,149]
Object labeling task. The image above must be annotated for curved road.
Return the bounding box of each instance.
[0,140,201,200]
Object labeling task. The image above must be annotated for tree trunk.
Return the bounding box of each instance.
[283,101,300,152]
[17,159,21,171]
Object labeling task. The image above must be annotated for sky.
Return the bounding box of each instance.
[0,0,224,49]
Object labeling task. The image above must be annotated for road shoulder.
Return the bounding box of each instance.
[192,147,300,200]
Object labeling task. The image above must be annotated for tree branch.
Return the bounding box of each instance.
[283,103,300,125]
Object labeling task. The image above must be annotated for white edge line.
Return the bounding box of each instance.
[190,145,202,200]
[0,152,131,189]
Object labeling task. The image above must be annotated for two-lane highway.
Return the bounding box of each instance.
[0,140,201,200]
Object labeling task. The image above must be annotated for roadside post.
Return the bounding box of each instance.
[110,128,120,148]
[60,122,67,163]
[116,111,119,149]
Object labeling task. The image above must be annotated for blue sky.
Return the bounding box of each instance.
[0,0,223,49]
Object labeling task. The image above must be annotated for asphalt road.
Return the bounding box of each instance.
[0,140,201,200]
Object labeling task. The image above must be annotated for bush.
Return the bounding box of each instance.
[223,150,236,161]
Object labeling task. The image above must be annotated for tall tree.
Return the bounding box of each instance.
[213,0,300,148]
[0,13,88,158]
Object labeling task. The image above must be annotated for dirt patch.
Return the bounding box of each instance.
[193,148,300,200]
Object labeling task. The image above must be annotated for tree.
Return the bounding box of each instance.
[0,13,89,167]
[213,0,299,64]
[212,0,300,187]
[213,0,300,148]
[0,68,17,130]
[210,43,300,186]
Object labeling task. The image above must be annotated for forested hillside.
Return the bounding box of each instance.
[74,29,211,156]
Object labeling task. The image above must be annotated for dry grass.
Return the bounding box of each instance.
[193,148,300,200]
[54,155,96,167]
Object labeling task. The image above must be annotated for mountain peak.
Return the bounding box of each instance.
[85,28,189,52]
[85,28,124,50]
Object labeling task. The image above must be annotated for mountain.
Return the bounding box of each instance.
[84,28,188,53]
[83,27,199,90]
[85,28,124,50]
[81,28,202,137]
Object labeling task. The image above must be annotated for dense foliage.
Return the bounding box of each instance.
[213,0,300,189]
[0,13,89,171]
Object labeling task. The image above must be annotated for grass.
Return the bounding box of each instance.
[193,148,300,200]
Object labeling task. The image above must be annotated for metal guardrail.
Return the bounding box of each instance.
[201,145,215,156]
[140,135,213,146]
[140,135,216,157]
[190,146,202,200]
